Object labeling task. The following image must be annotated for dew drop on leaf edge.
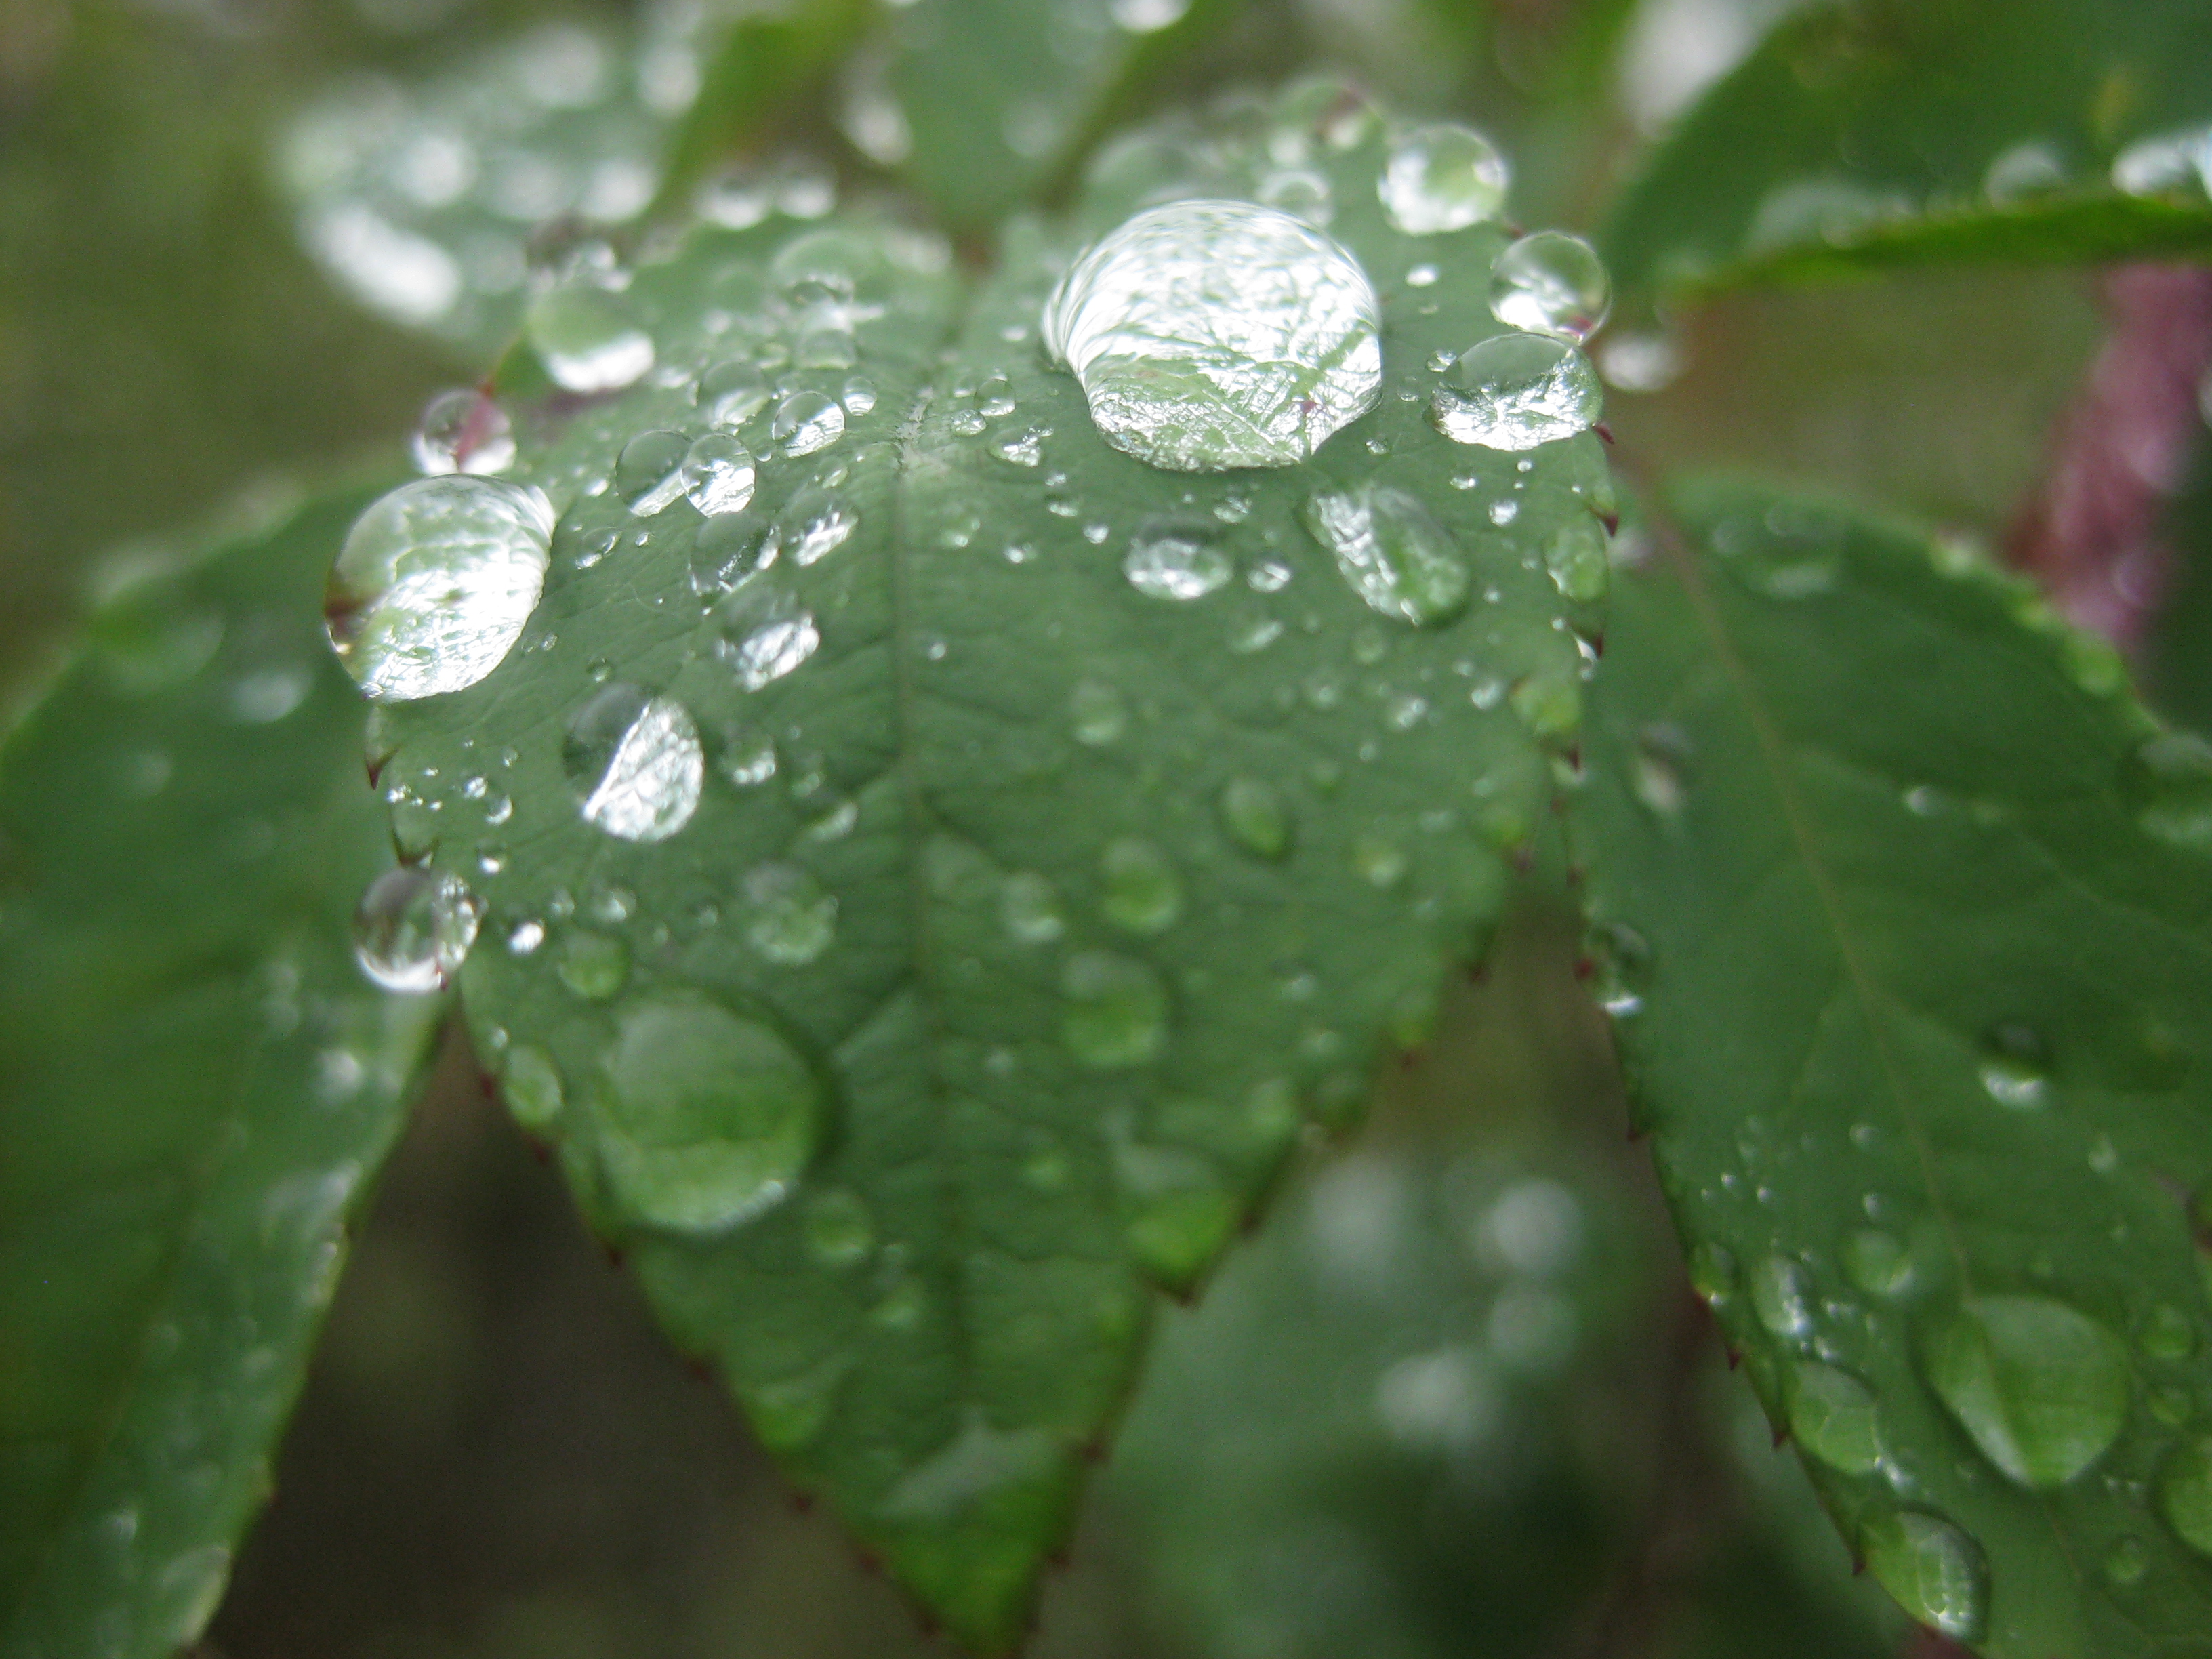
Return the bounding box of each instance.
[352,865,483,992]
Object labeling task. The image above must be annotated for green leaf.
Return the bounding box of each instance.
[1600,0,2212,306]
[1570,478,2212,1654]
[877,0,1250,232]
[361,96,1614,1651]
[0,489,444,1658]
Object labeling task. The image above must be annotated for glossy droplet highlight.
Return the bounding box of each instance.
[1301,481,1471,626]
[1488,232,1610,340]
[1220,775,1291,858]
[1859,1511,1988,1643]
[1925,1294,2129,1488]
[563,684,703,842]
[773,391,846,457]
[618,429,691,515]
[1101,838,1182,933]
[717,583,820,689]
[741,861,837,964]
[326,478,554,701]
[1061,951,1168,1069]
[1431,331,1602,451]
[527,279,653,394]
[411,389,514,476]
[1110,0,1190,30]
[1750,1254,1813,1341]
[1788,1361,1883,1475]
[1379,122,1509,234]
[683,433,757,516]
[777,485,859,567]
[1124,525,1233,600]
[352,866,483,992]
[1042,199,1382,472]
[2161,1437,2212,1555]
[595,996,821,1233]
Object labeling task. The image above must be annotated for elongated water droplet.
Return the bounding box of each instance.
[411,388,515,476]
[1688,1241,1736,1306]
[1220,775,1291,858]
[1750,1254,1813,1340]
[740,861,837,964]
[1489,232,1610,340]
[1042,200,1382,472]
[1071,678,1127,745]
[1101,838,1182,933]
[1379,122,1509,234]
[564,684,703,842]
[1124,523,1232,599]
[501,1044,565,1131]
[2162,1437,2212,1555]
[618,429,691,515]
[1858,1511,1988,1643]
[716,583,820,689]
[353,866,482,991]
[527,278,653,393]
[773,391,846,457]
[2127,731,2212,853]
[1788,1361,1883,1474]
[326,478,554,701]
[594,996,821,1233]
[1000,872,1065,943]
[1547,516,1610,603]
[880,1414,1056,1523]
[1925,1294,2129,1488]
[683,433,757,516]
[1061,951,1168,1068]
[1301,481,1471,626]
[1431,331,1602,451]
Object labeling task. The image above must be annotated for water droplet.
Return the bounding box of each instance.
[843,376,878,417]
[527,277,654,393]
[352,866,482,991]
[1788,1361,1884,1474]
[1843,1229,1914,1297]
[1042,200,1382,472]
[1071,678,1128,745]
[558,930,628,1000]
[1547,516,1610,603]
[682,433,758,516]
[1688,1241,1736,1305]
[1431,332,1603,451]
[1599,330,1684,393]
[1984,140,2072,205]
[720,724,779,786]
[411,388,515,476]
[1858,1511,1988,1642]
[689,510,778,595]
[773,391,846,457]
[1220,775,1291,858]
[1124,523,1233,599]
[777,485,858,567]
[1000,872,1065,943]
[2105,1533,2150,1586]
[150,1544,233,1649]
[1750,1254,1813,1340]
[804,1189,873,1267]
[2114,125,2212,199]
[2143,1303,2199,1361]
[1925,1294,2129,1488]
[326,478,554,701]
[879,1412,1056,1523]
[1353,833,1407,888]
[618,429,692,516]
[594,995,821,1233]
[1378,122,1509,234]
[1301,482,1472,626]
[1110,0,1191,29]
[2160,1437,2212,1555]
[563,684,703,842]
[716,583,820,689]
[1101,838,1182,933]
[699,361,774,428]
[740,861,836,964]
[1061,950,1168,1069]
[1490,232,1610,340]
[502,1044,565,1131]
[2127,731,2212,853]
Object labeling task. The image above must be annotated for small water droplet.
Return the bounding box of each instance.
[1750,1254,1813,1340]
[2143,1303,2199,1361]
[1042,199,1382,472]
[1431,332,1603,451]
[1489,232,1611,340]
[2127,731,2212,853]
[501,1044,565,1131]
[411,388,516,476]
[804,1189,873,1267]
[740,861,837,964]
[689,510,778,595]
[1353,833,1407,888]
[1925,1294,2129,1488]
[619,429,692,516]
[527,276,653,392]
[1109,0,1191,30]
[777,484,859,567]
[1688,1241,1736,1305]
[1547,516,1610,602]
[563,684,703,842]
[352,866,482,991]
[595,995,822,1233]
[699,360,774,428]
[2114,125,2212,199]
[1379,121,1509,234]
[1858,1511,1988,1642]
[1000,872,1065,943]
[682,433,758,516]
[507,919,546,955]
[716,583,821,689]
[1061,951,1168,1069]
[1124,523,1233,599]
[1984,139,2072,205]
[558,930,629,1000]
[1788,1361,1883,1474]
[1843,1229,1914,1297]
[2160,1437,2212,1555]
[773,390,846,457]
[1071,678,1128,745]
[1219,775,1291,858]
[719,723,779,786]
[326,478,554,701]
[1300,482,1472,626]
[1101,838,1182,933]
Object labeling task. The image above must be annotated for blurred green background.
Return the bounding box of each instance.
[0,1,2128,1654]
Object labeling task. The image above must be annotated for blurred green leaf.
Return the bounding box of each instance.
[1600,0,2212,306]
[364,96,1612,1651]
[0,488,445,1659]
[1571,477,2212,1654]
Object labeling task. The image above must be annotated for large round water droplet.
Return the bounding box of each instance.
[683,433,757,516]
[326,478,554,701]
[2161,1437,2212,1555]
[1379,122,1509,234]
[1787,1361,1883,1474]
[1300,481,1472,626]
[411,388,515,476]
[691,511,778,595]
[1042,200,1382,472]
[773,391,846,457]
[352,866,483,992]
[777,483,859,567]
[700,360,774,428]
[1124,524,1233,599]
[563,683,705,842]
[1061,951,1168,1069]
[618,429,691,516]
[1101,838,1183,933]
[740,861,837,964]
[1858,1511,1988,1643]
[716,583,821,689]
[1925,1294,2129,1488]
[527,279,654,394]
[1431,332,1602,451]
[594,996,822,1233]
[1488,232,1611,341]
